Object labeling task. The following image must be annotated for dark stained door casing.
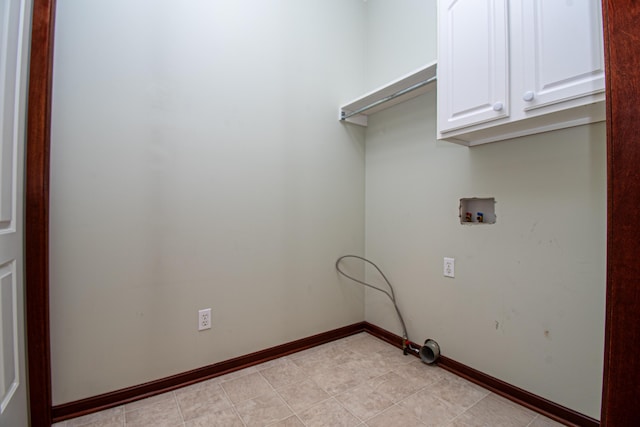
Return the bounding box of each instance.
[601,1,640,425]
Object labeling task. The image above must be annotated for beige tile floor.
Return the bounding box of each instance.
[52,333,566,427]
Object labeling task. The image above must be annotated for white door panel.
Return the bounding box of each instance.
[0,0,31,425]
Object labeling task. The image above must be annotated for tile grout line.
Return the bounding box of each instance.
[370,402,426,427]
[525,414,542,427]
[257,366,301,426]
[259,339,364,426]
[326,337,424,425]
[172,390,186,425]
[358,369,425,423]
[445,391,494,426]
[331,394,368,425]
[267,338,370,425]
[219,378,248,427]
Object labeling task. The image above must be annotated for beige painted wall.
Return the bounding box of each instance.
[363,1,606,419]
[364,0,437,90]
[50,0,367,404]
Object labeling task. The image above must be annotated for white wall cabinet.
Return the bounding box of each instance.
[437,0,605,146]
[437,0,509,133]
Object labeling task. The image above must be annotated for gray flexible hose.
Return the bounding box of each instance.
[335,255,418,353]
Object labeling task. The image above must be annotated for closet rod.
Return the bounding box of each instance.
[340,75,437,120]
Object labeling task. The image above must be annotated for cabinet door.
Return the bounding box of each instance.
[438,0,509,134]
[519,0,605,111]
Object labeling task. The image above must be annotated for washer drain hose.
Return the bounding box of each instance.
[335,255,418,354]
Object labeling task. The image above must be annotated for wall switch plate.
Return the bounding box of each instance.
[198,308,212,331]
[444,257,455,278]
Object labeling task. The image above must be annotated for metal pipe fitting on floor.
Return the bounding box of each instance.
[419,339,440,364]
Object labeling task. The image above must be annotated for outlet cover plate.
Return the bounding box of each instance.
[444,257,455,278]
[198,308,212,331]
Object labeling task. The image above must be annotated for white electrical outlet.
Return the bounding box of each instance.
[444,257,455,278]
[198,308,212,331]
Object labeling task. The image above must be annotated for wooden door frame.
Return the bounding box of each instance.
[25,0,55,425]
[600,1,640,425]
[23,0,638,425]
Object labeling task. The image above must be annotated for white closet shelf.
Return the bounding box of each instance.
[339,61,437,127]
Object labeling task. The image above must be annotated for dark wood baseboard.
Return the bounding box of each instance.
[362,323,599,427]
[362,321,405,347]
[435,356,599,427]
[53,321,599,427]
[52,322,365,422]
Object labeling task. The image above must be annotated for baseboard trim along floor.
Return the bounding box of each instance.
[52,321,599,427]
[364,322,598,427]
